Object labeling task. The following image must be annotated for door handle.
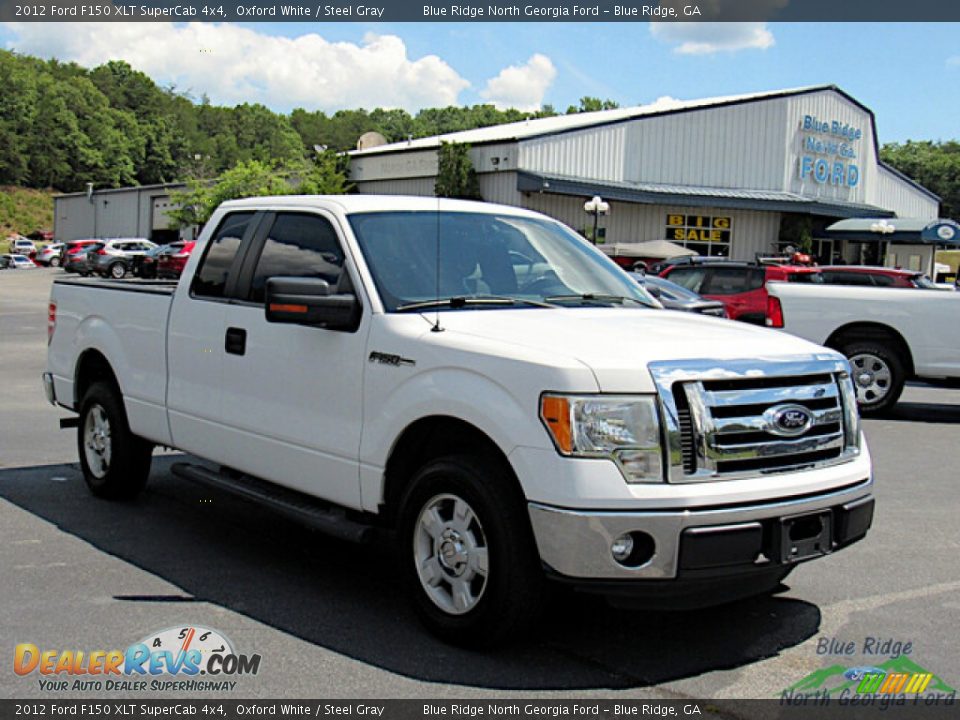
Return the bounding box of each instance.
[225,327,247,356]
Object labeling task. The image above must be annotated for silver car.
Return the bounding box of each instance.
[91,239,157,278]
[37,243,66,267]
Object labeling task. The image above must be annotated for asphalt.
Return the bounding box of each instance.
[1,268,958,705]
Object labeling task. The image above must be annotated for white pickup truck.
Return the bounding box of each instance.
[767,282,960,413]
[45,196,874,646]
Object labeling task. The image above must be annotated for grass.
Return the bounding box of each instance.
[0,186,55,238]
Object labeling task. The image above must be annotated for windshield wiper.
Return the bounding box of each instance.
[395,295,557,312]
[544,293,655,308]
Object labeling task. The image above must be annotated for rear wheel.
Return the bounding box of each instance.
[78,381,153,499]
[109,262,126,279]
[398,455,544,647]
[50,256,61,267]
[841,340,906,415]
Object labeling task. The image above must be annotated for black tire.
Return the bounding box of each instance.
[50,256,61,267]
[109,262,126,279]
[77,381,153,499]
[398,454,544,648]
[840,340,906,415]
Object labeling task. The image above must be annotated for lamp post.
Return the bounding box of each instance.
[583,195,609,245]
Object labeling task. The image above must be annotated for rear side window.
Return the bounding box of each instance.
[702,267,751,295]
[820,271,873,286]
[247,213,345,303]
[665,266,707,292]
[191,212,255,299]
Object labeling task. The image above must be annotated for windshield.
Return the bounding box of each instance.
[348,211,656,311]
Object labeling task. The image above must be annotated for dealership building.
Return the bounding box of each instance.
[53,85,943,267]
[349,85,941,265]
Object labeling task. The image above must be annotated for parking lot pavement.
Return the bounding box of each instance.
[2,269,959,702]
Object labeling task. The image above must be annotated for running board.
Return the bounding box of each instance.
[171,462,376,544]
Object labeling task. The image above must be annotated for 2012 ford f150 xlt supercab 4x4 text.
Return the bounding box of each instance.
[44,196,874,647]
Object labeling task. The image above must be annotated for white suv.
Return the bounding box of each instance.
[8,237,35,256]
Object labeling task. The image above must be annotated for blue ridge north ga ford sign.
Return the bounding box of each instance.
[798,115,862,188]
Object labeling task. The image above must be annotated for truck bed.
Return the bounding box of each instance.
[48,276,178,446]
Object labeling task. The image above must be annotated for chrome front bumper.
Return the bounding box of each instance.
[528,479,873,581]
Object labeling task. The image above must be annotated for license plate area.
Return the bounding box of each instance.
[778,510,832,563]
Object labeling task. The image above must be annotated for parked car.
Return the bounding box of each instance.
[91,239,157,278]
[45,195,873,647]
[62,240,103,274]
[660,261,821,324]
[64,244,103,276]
[8,237,35,256]
[36,243,66,267]
[132,243,175,279]
[156,241,195,279]
[817,265,937,289]
[0,256,9,270]
[2,253,37,269]
[630,272,727,317]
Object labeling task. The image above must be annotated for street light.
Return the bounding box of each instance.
[583,195,609,245]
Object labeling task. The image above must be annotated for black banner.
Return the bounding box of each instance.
[3,0,960,22]
[1,699,959,720]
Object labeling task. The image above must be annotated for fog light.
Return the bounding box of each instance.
[611,534,634,562]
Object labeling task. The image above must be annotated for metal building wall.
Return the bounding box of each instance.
[518,99,790,190]
[54,195,96,241]
[874,167,938,219]
[520,192,781,260]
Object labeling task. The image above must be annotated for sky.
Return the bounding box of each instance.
[1,21,957,143]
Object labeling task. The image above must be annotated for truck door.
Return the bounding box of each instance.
[217,210,369,510]
[167,211,261,459]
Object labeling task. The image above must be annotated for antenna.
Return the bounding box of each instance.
[431,195,443,332]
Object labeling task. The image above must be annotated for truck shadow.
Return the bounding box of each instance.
[879,402,960,425]
[1,458,821,690]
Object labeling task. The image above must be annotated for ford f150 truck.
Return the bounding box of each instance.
[44,196,874,646]
[767,282,960,414]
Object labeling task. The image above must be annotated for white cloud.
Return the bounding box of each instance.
[3,22,470,112]
[480,54,557,111]
[948,56,960,67]
[650,22,775,55]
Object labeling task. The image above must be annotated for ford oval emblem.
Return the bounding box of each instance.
[763,404,814,437]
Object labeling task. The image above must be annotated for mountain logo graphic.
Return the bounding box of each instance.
[782,656,956,697]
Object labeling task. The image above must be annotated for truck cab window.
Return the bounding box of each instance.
[248,213,345,303]
[191,212,255,299]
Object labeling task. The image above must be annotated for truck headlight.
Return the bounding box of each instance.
[540,395,663,483]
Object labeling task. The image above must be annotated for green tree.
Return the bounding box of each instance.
[565,97,620,114]
[881,141,959,219]
[434,141,481,199]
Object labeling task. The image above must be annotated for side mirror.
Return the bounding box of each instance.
[265,277,361,331]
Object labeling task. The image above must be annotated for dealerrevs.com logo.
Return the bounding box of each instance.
[14,625,261,692]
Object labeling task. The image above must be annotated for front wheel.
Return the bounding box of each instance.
[398,455,544,648]
[841,341,906,415]
[78,381,153,499]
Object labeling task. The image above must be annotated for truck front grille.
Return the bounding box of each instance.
[650,357,860,483]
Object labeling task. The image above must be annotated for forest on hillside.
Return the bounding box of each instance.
[1,48,957,219]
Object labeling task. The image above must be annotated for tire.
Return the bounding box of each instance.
[398,454,544,648]
[50,256,61,267]
[109,262,126,279]
[841,340,906,415]
[77,381,153,499]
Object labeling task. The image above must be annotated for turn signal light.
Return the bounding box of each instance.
[540,395,572,454]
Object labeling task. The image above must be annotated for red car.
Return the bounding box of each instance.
[660,261,821,324]
[156,241,196,279]
[817,265,937,288]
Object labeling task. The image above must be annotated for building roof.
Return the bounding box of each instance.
[350,85,843,157]
[517,171,895,219]
[826,217,960,244]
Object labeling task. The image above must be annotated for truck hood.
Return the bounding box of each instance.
[428,307,837,392]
